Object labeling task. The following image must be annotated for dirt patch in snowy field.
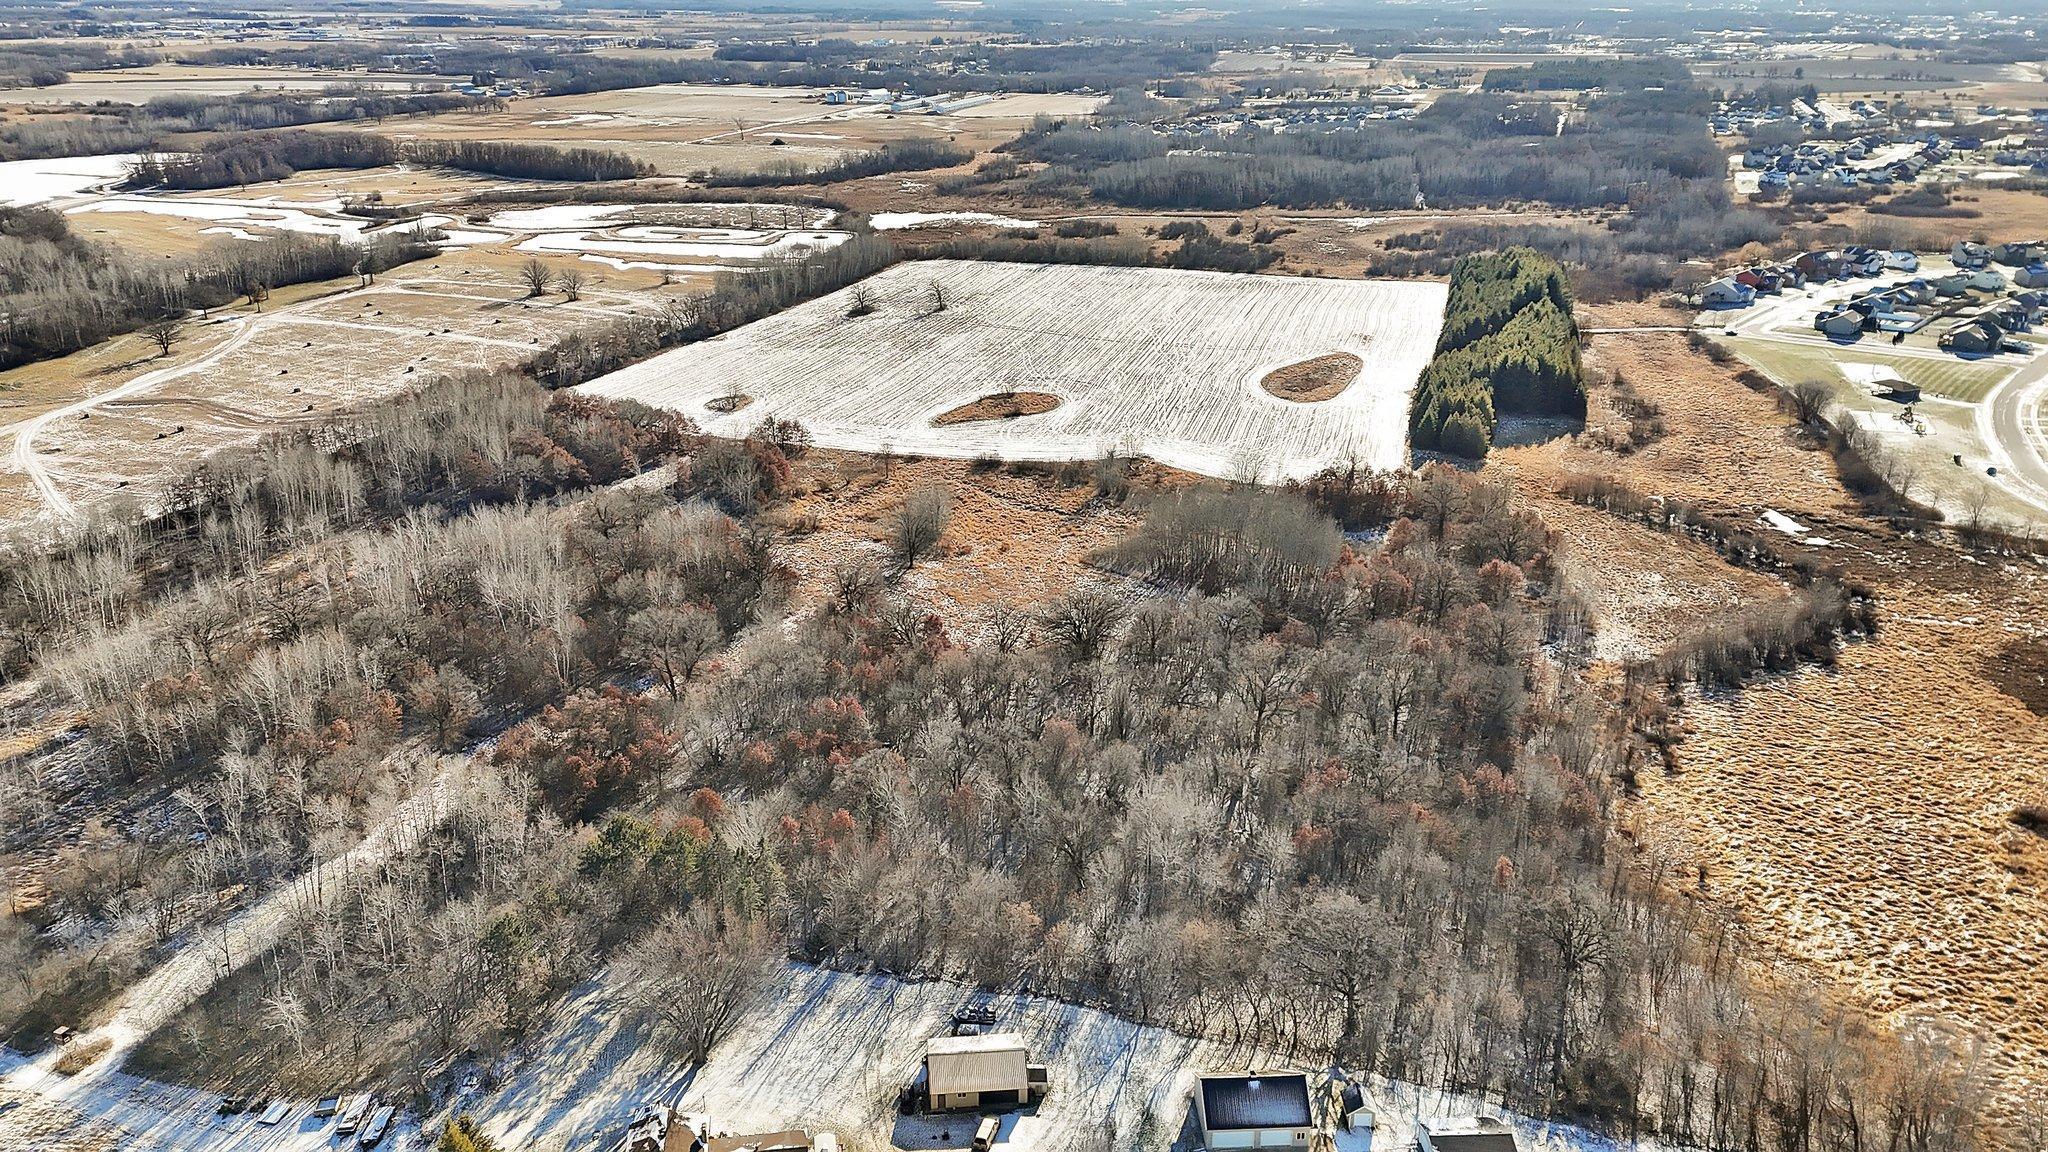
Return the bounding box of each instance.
[1260,352,1362,402]
[930,391,1062,426]
[1988,638,2048,717]
[706,393,753,414]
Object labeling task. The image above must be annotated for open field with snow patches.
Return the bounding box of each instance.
[578,260,1447,479]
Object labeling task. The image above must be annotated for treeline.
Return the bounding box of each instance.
[183,38,1214,100]
[119,135,653,191]
[1480,57,1693,93]
[0,89,490,163]
[0,40,154,88]
[0,206,432,369]
[127,131,399,190]
[1009,90,1724,213]
[703,139,973,187]
[1411,248,1586,458]
[526,235,899,389]
[406,139,653,182]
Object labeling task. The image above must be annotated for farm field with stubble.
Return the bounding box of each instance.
[577,259,1447,479]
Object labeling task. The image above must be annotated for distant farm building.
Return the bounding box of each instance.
[1194,1071,1315,1150]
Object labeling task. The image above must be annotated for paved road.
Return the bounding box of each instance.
[1983,352,2048,516]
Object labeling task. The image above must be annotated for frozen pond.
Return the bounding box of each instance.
[0,153,138,207]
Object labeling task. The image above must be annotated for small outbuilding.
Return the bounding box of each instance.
[1195,1072,1315,1149]
[923,1032,1048,1112]
[1418,1116,1521,1152]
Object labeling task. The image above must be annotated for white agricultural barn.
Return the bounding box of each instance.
[924,1031,1042,1111]
[576,260,1448,479]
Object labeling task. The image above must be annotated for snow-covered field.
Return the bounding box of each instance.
[1,154,138,207]
[577,260,1448,479]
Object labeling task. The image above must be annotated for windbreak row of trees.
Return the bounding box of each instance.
[120,134,654,192]
[0,206,433,369]
[127,131,399,190]
[0,89,489,162]
[1410,248,1587,459]
[184,38,1216,99]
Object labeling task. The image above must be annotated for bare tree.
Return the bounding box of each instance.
[926,280,948,314]
[846,283,877,318]
[1040,587,1126,662]
[520,258,553,298]
[617,905,779,1064]
[624,604,720,700]
[1785,379,1833,428]
[144,314,183,358]
[889,484,952,563]
[555,268,586,302]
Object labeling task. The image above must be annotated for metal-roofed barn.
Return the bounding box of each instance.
[1194,1071,1314,1149]
[922,1032,1046,1112]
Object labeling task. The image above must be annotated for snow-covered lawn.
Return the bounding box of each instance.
[576,260,1447,479]
[1,965,1655,1152]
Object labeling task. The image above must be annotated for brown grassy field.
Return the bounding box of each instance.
[0,244,689,530]
[771,453,1164,640]
[1498,299,2048,1116]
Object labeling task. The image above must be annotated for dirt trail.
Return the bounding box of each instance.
[5,760,460,1096]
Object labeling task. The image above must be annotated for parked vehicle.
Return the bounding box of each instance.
[360,1104,396,1147]
[973,1115,1001,1151]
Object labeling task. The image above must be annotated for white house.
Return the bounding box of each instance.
[1194,1072,1315,1149]
[1700,277,1754,308]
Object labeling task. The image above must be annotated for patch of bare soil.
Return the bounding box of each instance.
[773,452,1169,640]
[930,391,1062,426]
[706,393,753,414]
[1988,638,2048,718]
[1260,352,1362,402]
[1534,496,1790,662]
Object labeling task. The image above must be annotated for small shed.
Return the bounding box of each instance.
[1194,1072,1315,1149]
[1418,1116,1521,1152]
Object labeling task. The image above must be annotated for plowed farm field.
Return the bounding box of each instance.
[578,259,1447,479]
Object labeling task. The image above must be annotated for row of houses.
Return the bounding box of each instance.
[1700,246,1919,308]
[1812,273,2024,338]
[1745,133,1952,190]
[1939,295,2046,354]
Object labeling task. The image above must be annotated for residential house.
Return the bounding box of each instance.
[1953,241,1992,269]
[1931,273,1975,298]
[1700,278,1755,308]
[2016,263,2048,289]
[1967,268,2010,292]
[1991,241,2046,266]
[1418,1117,1521,1152]
[611,1104,709,1152]
[1816,309,1866,339]
[1940,317,2006,355]
[1195,1072,1315,1150]
[1885,251,1919,272]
